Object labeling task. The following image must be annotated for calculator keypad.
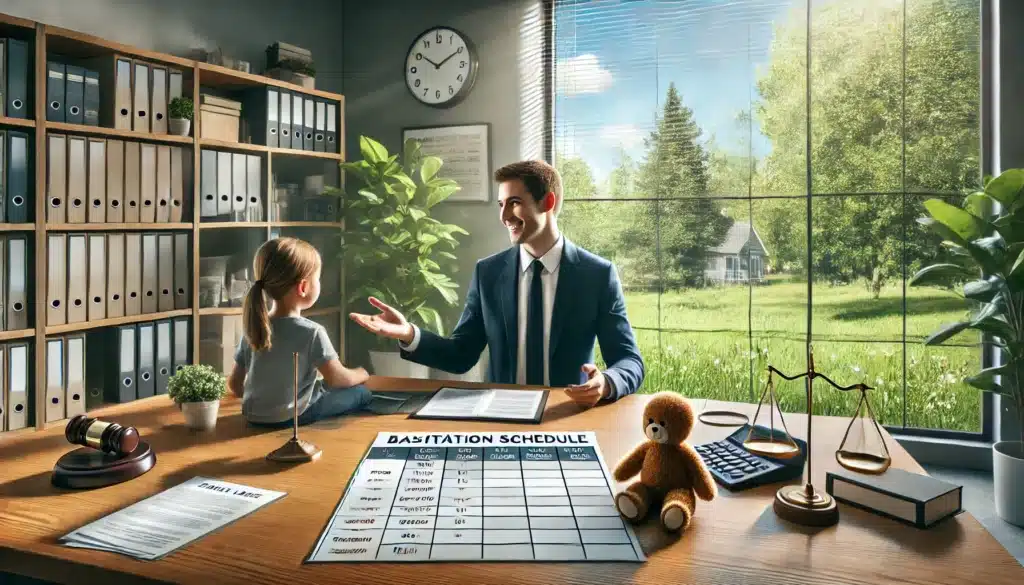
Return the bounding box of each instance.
[695,441,777,486]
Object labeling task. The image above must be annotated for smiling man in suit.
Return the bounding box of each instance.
[350,160,645,407]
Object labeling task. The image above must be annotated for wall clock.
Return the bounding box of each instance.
[405,27,478,108]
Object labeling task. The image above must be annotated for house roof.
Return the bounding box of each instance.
[710,222,768,256]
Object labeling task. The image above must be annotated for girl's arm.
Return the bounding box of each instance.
[227,363,246,398]
[317,358,370,389]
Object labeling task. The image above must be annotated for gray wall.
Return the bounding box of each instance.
[341,0,547,367]
[2,0,345,94]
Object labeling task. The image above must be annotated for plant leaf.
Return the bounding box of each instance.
[924,321,972,346]
[963,277,1003,302]
[420,156,443,183]
[966,234,1006,277]
[985,168,1024,207]
[923,199,989,242]
[908,263,972,287]
[357,189,381,204]
[359,136,389,164]
[964,365,1012,395]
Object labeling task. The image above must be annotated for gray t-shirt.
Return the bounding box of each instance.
[234,316,338,424]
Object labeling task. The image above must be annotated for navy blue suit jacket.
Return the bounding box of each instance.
[400,238,645,400]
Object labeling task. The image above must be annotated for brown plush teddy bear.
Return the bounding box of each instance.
[613,392,717,532]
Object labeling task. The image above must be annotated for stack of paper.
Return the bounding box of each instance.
[60,476,286,561]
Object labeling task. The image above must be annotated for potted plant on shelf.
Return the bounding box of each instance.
[168,96,193,136]
[910,168,1024,527]
[167,364,228,431]
[334,135,469,378]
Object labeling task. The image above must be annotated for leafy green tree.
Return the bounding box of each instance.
[606,147,637,198]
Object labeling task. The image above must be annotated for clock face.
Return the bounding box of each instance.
[405,27,477,107]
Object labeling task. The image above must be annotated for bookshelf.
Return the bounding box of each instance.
[0,13,346,433]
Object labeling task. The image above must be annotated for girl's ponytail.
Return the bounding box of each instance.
[243,278,272,351]
[242,237,321,352]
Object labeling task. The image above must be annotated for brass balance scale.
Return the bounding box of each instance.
[719,346,891,526]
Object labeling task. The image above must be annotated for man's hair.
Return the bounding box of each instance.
[494,160,562,215]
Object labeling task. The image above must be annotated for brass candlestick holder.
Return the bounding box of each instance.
[744,346,889,526]
[267,353,322,463]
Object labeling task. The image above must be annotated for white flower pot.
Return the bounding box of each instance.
[169,118,191,136]
[993,440,1024,527]
[369,350,430,379]
[179,400,220,431]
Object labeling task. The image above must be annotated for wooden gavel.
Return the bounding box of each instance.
[65,414,141,456]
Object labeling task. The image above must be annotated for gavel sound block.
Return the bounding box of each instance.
[51,415,157,489]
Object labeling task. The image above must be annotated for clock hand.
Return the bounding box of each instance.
[423,56,440,68]
[436,51,459,68]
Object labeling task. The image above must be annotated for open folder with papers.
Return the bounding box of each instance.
[409,387,549,424]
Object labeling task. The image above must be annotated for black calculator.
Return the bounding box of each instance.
[695,424,807,491]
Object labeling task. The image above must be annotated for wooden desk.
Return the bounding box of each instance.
[0,377,1020,584]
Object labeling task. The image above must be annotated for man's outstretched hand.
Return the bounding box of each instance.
[349,297,415,345]
[565,363,609,407]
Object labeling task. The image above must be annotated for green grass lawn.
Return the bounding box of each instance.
[597,276,984,433]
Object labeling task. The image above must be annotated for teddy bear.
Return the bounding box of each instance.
[613,392,717,532]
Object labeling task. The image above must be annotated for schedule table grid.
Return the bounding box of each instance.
[306,432,646,563]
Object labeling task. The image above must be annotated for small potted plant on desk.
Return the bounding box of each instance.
[167,364,228,431]
[168,96,194,136]
[910,168,1024,528]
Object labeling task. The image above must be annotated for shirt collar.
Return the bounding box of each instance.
[520,235,564,273]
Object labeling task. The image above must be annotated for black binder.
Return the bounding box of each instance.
[46,61,66,122]
[0,40,6,118]
[172,317,190,374]
[244,87,279,148]
[83,69,100,126]
[155,320,172,395]
[86,325,136,404]
[6,131,29,223]
[64,65,85,125]
[136,322,155,399]
[5,39,28,119]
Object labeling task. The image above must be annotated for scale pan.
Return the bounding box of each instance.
[744,439,801,459]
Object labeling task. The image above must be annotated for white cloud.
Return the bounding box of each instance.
[556,54,613,96]
[599,124,645,150]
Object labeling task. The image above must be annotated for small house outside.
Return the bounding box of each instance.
[704,222,769,284]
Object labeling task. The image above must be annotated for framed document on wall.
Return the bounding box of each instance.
[402,123,491,202]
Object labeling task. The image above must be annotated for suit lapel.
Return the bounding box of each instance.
[498,248,519,378]
[549,239,579,365]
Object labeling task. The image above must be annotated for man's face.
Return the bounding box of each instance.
[498,179,548,245]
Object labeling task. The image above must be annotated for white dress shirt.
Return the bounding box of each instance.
[401,237,564,386]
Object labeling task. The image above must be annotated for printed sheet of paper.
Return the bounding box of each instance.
[306,431,647,563]
[412,387,548,423]
[60,476,286,560]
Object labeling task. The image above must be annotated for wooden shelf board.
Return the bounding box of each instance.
[199,222,269,229]
[43,24,194,67]
[0,116,35,129]
[197,62,343,101]
[46,222,192,231]
[198,138,268,154]
[0,329,35,341]
[0,12,37,30]
[45,309,193,335]
[271,221,342,228]
[0,224,35,232]
[199,307,242,316]
[46,122,194,145]
[269,146,343,161]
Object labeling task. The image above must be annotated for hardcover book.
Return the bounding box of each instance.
[826,468,963,529]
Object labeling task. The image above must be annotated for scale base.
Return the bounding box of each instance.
[266,438,322,463]
[52,443,156,489]
[773,484,839,526]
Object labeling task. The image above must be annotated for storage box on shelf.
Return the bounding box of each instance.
[0,11,346,434]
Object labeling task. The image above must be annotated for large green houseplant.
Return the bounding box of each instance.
[909,168,1024,527]
[337,136,469,375]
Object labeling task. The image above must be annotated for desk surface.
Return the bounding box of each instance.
[0,377,1020,584]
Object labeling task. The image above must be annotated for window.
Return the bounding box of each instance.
[552,0,987,437]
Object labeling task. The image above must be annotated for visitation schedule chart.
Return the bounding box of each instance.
[307,432,646,563]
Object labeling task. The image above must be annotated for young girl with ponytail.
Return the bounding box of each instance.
[227,237,370,425]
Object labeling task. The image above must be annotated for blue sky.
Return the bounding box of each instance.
[554,0,802,186]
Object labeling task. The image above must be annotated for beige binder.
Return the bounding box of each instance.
[106,139,124,223]
[170,147,185,222]
[168,69,183,103]
[64,334,86,418]
[87,139,106,223]
[113,57,132,130]
[125,233,142,315]
[87,233,106,321]
[140,143,156,222]
[174,233,189,310]
[47,134,67,224]
[151,65,168,134]
[156,145,171,222]
[142,233,158,313]
[0,346,5,431]
[245,154,261,221]
[217,151,231,215]
[67,234,88,323]
[106,233,125,318]
[133,60,150,132]
[231,152,246,215]
[6,235,27,330]
[158,233,174,311]
[46,233,67,326]
[0,238,5,331]
[124,141,141,222]
[6,343,28,431]
[45,338,65,423]
[67,136,87,223]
